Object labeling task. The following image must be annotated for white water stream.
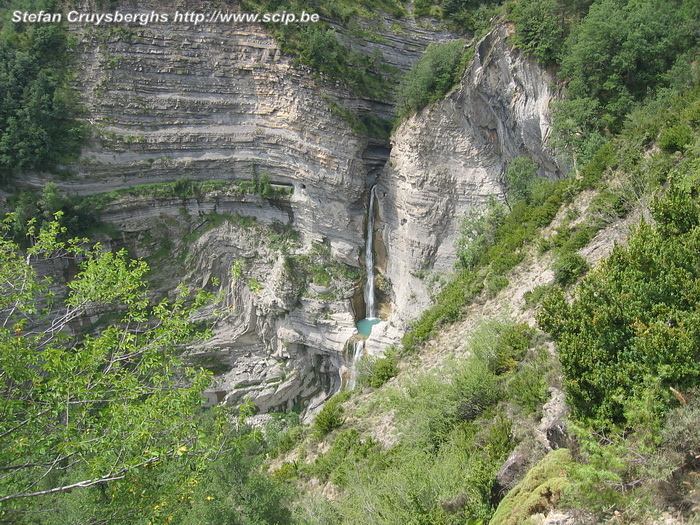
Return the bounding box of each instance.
[364,185,377,320]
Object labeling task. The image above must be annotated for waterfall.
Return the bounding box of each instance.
[347,339,365,390]
[364,186,377,319]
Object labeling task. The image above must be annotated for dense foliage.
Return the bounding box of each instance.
[0,218,198,514]
[0,0,85,180]
[396,39,468,118]
[509,0,699,163]
[0,218,299,523]
[539,216,700,425]
[537,85,700,427]
[8,183,99,242]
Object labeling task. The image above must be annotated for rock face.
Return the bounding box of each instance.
[376,24,562,328]
[57,5,373,414]
[50,0,395,263]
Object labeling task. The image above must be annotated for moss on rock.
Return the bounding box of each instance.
[489,448,571,525]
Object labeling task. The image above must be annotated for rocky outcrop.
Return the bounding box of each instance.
[50,0,375,264]
[185,219,358,415]
[376,24,562,328]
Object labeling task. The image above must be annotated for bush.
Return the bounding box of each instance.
[452,359,501,421]
[457,198,508,270]
[358,351,398,389]
[552,252,588,287]
[470,320,534,375]
[9,183,100,242]
[173,177,202,201]
[485,275,509,298]
[650,185,700,235]
[538,217,700,426]
[506,347,551,415]
[396,39,467,118]
[505,157,539,204]
[659,123,693,153]
[529,195,562,228]
[305,429,381,486]
[313,392,349,437]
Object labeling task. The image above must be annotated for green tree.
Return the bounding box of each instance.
[9,183,99,243]
[0,5,86,180]
[558,0,697,137]
[0,216,220,520]
[510,0,567,63]
[456,198,508,270]
[504,157,539,204]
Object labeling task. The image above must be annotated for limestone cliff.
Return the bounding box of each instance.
[22,2,561,415]
[375,24,562,335]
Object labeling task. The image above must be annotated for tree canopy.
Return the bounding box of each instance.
[0,216,218,520]
[0,1,86,180]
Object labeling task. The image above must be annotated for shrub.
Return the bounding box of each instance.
[588,190,630,226]
[457,198,508,270]
[9,183,99,242]
[538,217,700,426]
[560,226,597,252]
[505,157,539,204]
[305,429,381,486]
[659,124,693,153]
[552,252,588,287]
[470,321,534,376]
[529,196,561,228]
[453,359,501,421]
[358,352,398,389]
[173,177,201,201]
[485,275,509,298]
[506,347,551,415]
[655,391,700,512]
[650,185,700,235]
[313,393,349,437]
[396,40,467,118]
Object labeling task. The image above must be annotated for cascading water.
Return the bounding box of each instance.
[343,187,380,390]
[364,185,377,319]
[346,339,365,390]
[357,186,381,337]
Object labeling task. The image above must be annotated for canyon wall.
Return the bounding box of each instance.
[24,2,561,414]
[375,24,562,337]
